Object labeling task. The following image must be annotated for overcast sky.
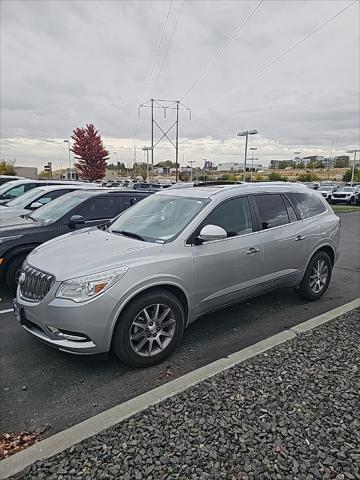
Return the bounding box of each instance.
[0,0,359,170]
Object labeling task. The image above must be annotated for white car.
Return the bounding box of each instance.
[319,185,338,202]
[331,186,359,205]
[0,184,101,221]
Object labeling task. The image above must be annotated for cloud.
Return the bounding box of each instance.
[0,0,358,168]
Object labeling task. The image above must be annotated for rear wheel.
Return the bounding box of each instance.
[112,289,185,367]
[5,254,27,293]
[296,251,332,301]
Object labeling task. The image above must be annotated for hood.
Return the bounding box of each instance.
[0,215,42,230]
[28,228,164,281]
[0,207,29,221]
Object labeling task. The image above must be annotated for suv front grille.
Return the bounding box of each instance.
[20,264,55,302]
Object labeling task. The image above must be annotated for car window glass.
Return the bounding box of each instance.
[283,195,298,222]
[287,192,326,219]
[254,194,289,230]
[24,183,38,192]
[36,189,68,205]
[203,196,253,237]
[75,197,125,220]
[1,184,26,199]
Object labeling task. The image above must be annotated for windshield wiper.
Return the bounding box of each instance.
[111,230,145,241]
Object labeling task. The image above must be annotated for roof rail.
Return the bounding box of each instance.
[193,180,243,187]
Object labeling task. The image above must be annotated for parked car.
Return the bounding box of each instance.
[0,175,24,186]
[1,189,151,290]
[318,185,338,202]
[0,184,102,221]
[330,186,360,204]
[14,183,340,367]
[0,179,93,205]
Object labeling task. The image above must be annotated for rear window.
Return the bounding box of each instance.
[287,192,326,219]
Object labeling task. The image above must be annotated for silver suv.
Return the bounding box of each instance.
[14,183,341,367]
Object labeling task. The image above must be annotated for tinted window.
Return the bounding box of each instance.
[287,192,326,219]
[254,194,289,230]
[36,189,72,206]
[203,196,253,237]
[75,196,127,220]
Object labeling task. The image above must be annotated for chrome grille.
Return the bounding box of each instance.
[20,264,55,302]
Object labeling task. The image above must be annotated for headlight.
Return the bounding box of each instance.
[56,266,128,302]
[0,235,23,245]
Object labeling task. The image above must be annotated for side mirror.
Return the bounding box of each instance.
[29,202,43,210]
[68,215,85,226]
[197,224,227,243]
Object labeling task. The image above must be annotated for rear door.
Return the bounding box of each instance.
[252,193,313,287]
[192,195,263,315]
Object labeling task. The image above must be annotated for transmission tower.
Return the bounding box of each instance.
[138,99,191,181]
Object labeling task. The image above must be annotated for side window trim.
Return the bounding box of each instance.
[283,193,302,221]
[186,195,258,245]
[282,194,301,222]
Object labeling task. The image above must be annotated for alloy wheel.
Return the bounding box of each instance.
[129,304,176,357]
[309,260,329,294]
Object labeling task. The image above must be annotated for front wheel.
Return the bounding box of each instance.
[5,254,27,293]
[295,251,332,301]
[112,289,185,367]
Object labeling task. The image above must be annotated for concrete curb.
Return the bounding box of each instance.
[1,298,359,479]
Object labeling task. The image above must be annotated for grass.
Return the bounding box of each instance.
[331,204,360,213]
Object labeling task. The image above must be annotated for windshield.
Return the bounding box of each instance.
[31,192,88,223]
[320,186,332,191]
[5,187,46,207]
[338,187,354,192]
[109,194,208,243]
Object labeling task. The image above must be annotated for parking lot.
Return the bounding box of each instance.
[1,211,359,439]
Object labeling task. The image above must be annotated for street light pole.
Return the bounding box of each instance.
[250,147,257,182]
[347,149,359,186]
[237,129,258,182]
[63,140,72,180]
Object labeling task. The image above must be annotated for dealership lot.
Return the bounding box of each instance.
[0,212,359,438]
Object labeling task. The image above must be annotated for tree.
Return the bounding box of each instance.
[343,168,360,182]
[0,159,16,175]
[297,172,320,182]
[268,171,288,182]
[71,124,109,181]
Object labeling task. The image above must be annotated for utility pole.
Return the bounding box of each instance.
[151,99,154,180]
[188,160,196,182]
[138,99,191,183]
[237,129,258,182]
[347,149,359,186]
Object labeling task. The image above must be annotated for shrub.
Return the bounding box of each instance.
[296,172,320,182]
[268,171,288,182]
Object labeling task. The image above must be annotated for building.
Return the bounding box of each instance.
[216,162,263,172]
[302,156,324,165]
[333,155,350,168]
[15,166,38,179]
[270,160,294,169]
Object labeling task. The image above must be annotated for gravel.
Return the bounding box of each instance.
[10,309,360,480]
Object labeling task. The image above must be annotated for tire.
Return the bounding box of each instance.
[350,196,356,205]
[112,289,185,367]
[5,254,27,293]
[296,251,332,301]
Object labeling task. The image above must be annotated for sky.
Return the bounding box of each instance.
[0,0,359,170]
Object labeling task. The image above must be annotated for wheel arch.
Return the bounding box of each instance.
[109,282,190,345]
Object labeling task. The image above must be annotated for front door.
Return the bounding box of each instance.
[192,195,263,316]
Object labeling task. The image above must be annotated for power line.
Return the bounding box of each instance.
[132,0,173,147]
[179,0,264,102]
[210,0,358,109]
[143,0,173,103]
[154,0,186,91]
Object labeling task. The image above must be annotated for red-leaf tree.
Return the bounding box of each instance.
[71,124,109,181]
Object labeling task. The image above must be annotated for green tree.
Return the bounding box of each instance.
[268,171,288,181]
[297,172,320,182]
[0,160,16,175]
[342,168,360,182]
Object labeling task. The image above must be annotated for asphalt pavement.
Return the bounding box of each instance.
[1,212,359,438]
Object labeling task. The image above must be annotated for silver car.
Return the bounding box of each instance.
[15,183,341,367]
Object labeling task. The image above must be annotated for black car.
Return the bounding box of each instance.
[0,189,151,291]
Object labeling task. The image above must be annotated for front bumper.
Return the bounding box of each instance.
[331,197,352,204]
[16,284,119,355]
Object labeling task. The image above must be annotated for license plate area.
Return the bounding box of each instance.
[13,299,26,324]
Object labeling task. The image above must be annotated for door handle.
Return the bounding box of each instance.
[246,247,260,255]
[295,235,306,241]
